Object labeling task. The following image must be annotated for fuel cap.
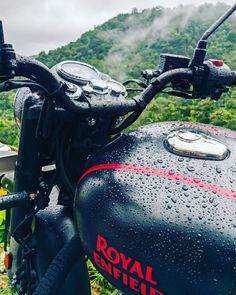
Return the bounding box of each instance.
[165,129,229,160]
[177,131,201,142]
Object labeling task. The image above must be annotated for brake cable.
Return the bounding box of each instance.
[123,79,147,89]
[10,173,56,294]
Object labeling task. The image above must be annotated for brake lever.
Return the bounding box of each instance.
[123,79,147,89]
[161,90,195,99]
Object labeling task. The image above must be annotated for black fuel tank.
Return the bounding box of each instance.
[75,122,236,295]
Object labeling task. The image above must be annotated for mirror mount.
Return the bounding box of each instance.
[191,4,236,67]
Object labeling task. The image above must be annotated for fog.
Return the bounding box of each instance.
[0,0,235,55]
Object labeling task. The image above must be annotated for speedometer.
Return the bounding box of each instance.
[56,61,100,84]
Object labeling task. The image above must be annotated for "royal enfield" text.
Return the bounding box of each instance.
[93,235,164,295]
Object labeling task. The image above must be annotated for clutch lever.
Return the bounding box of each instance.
[0,79,48,93]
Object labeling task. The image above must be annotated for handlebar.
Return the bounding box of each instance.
[2,54,236,118]
[15,55,139,116]
[138,68,193,108]
[15,56,198,116]
[16,55,59,92]
[15,55,92,115]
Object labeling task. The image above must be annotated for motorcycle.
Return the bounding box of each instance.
[0,3,236,295]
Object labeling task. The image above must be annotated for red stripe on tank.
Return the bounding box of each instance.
[79,163,236,201]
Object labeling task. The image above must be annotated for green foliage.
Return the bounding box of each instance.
[0,210,5,243]
[128,92,236,132]
[35,3,236,135]
[0,288,15,295]
[0,92,19,147]
[36,3,236,81]
[37,30,112,70]
[88,260,120,295]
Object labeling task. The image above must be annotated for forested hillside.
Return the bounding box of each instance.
[1,3,236,146]
[37,3,236,80]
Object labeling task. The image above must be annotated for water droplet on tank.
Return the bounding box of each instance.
[216,166,221,173]
[187,166,195,172]
[182,185,189,191]
[231,167,236,173]
[171,197,177,203]
[178,157,184,162]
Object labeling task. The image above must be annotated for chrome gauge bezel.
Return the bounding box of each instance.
[56,61,100,85]
[55,60,127,98]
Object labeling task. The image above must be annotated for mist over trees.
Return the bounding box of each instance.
[1,3,236,146]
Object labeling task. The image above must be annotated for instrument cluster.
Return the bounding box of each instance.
[14,60,127,125]
[53,60,127,100]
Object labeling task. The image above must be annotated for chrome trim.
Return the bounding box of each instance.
[56,60,100,84]
[165,129,229,160]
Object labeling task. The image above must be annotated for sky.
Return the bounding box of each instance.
[0,0,235,56]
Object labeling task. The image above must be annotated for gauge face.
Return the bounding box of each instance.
[57,61,99,84]
[107,80,127,96]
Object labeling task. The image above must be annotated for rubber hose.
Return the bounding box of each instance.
[33,235,84,295]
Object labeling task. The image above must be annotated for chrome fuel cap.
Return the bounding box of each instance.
[165,129,229,160]
[177,131,201,142]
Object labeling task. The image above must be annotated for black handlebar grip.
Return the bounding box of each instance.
[223,70,236,87]
[0,191,29,210]
[232,71,236,86]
